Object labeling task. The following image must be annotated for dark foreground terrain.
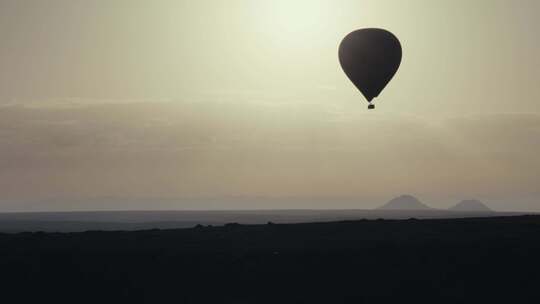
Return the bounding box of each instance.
[1,216,540,303]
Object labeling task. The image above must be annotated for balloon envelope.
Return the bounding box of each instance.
[339,29,402,103]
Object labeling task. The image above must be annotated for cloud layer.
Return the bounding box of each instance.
[0,100,539,211]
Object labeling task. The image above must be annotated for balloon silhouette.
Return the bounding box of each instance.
[339,28,402,109]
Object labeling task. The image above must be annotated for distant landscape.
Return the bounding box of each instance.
[0,195,528,233]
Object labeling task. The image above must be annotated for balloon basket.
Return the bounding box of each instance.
[368,104,375,110]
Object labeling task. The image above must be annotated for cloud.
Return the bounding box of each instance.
[0,100,539,210]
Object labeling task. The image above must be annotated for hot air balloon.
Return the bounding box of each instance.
[339,28,402,109]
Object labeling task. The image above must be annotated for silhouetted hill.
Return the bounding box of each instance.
[0,209,524,232]
[450,199,493,212]
[378,194,431,210]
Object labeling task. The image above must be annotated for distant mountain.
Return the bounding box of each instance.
[378,195,432,210]
[450,200,493,212]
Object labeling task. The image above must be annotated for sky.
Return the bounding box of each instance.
[1,0,539,211]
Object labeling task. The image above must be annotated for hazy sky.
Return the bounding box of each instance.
[1,0,539,211]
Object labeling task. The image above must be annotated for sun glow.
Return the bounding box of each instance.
[250,0,342,47]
